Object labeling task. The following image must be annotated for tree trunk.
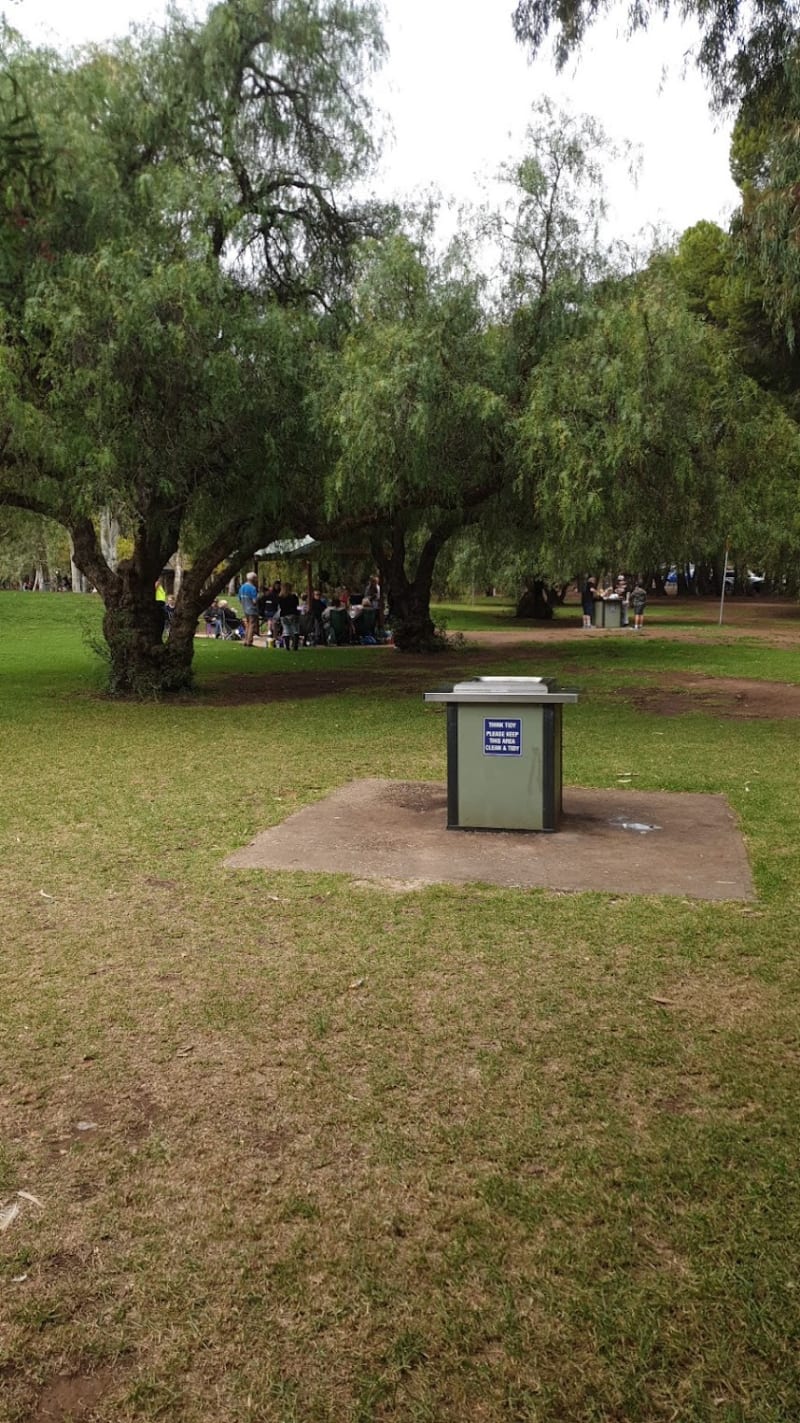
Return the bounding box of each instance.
[389,583,439,650]
[64,509,266,696]
[101,578,195,696]
[516,578,554,619]
[69,535,89,592]
[70,561,88,592]
[70,514,193,696]
[173,547,185,596]
[99,509,120,571]
[374,522,454,653]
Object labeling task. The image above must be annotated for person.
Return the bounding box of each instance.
[278,581,301,650]
[216,600,245,638]
[203,599,221,636]
[581,577,596,629]
[616,576,630,628]
[239,571,259,646]
[631,578,647,630]
[164,593,176,636]
[258,584,279,642]
[322,595,348,645]
[155,581,166,605]
[308,588,327,644]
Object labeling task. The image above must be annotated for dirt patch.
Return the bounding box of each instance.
[195,647,544,705]
[226,779,754,901]
[33,1367,115,1421]
[627,674,800,719]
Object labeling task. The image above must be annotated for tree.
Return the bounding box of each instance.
[671,219,800,422]
[489,99,618,316]
[0,507,70,587]
[511,0,800,109]
[0,0,384,694]
[729,58,800,354]
[519,270,800,581]
[316,232,512,650]
[478,101,622,616]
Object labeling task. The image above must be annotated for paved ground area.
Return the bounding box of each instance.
[226,779,755,900]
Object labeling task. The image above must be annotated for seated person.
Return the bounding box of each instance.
[217,600,245,638]
[322,596,350,645]
[351,599,377,641]
[203,599,221,636]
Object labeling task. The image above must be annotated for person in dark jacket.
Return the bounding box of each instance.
[278,582,301,651]
[581,577,596,629]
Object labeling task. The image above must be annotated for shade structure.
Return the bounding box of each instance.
[254,535,319,558]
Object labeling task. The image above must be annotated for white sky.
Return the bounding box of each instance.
[11,0,738,246]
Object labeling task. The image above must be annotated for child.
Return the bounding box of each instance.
[631,579,647,630]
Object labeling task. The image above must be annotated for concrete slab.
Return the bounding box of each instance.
[225,780,755,901]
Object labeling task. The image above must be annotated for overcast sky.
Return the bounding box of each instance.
[12,0,738,246]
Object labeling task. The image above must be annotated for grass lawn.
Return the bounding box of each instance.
[2,591,800,1422]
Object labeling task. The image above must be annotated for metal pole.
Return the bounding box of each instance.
[719,543,730,626]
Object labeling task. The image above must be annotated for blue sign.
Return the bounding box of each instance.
[483,717,522,756]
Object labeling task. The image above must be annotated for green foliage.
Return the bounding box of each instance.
[491,98,619,316]
[520,270,800,574]
[511,0,800,110]
[319,233,510,522]
[731,57,800,354]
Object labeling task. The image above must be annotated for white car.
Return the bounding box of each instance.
[724,569,765,590]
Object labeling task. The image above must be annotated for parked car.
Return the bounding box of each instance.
[724,569,765,590]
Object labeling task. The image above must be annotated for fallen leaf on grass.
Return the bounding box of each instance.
[17,1190,43,1208]
[76,1121,98,1132]
[38,890,55,900]
[649,996,677,1007]
[0,1200,20,1232]
[12,1274,28,1283]
[176,1044,195,1057]
[348,978,365,991]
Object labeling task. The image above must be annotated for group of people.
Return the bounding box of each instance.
[581,575,648,630]
[203,575,386,649]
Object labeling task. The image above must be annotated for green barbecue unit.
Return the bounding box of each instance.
[423,677,579,833]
